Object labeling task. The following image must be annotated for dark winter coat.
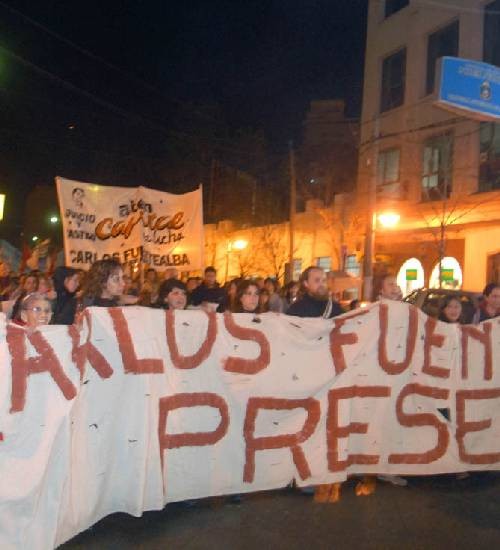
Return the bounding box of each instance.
[51,266,78,325]
[286,293,344,319]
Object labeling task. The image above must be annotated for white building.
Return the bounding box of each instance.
[357,0,500,292]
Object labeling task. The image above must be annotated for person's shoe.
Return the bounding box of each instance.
[377,474,407,487]
[327,482,342,503]
[355,476,376,496]
[314,484,332,503]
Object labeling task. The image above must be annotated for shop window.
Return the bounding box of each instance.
[345,255,360,277]
[316,257,331,272]
[429,257,462,289]
[397,258,425,297]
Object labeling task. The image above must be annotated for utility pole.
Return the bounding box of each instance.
[288,142,297,283]
[362,117,380,302]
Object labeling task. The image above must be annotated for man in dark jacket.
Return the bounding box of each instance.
[51,266,80,325]
[190,266,225,311]
[287,266,343,319]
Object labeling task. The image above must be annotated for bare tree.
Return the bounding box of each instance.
[315,204,364,271]
[254,224,301,282]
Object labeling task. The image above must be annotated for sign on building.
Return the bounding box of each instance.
[435,57,500,121]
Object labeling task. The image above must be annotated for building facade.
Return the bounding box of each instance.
[357,0,500,292]
[299,100,359,205]
[203,195,362,296]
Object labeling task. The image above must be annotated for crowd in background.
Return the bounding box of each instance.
[1,260,500,333]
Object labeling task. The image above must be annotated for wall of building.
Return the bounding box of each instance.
[359,0,485,204]
[355,0,500,292]
[463,225,500,290]
[203,197,357,282]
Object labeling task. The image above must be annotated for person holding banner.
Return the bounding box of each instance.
[287,266,343,319]
[81,259,125,307]
[15,292,53,329]
[375,273,408,489]
[155,279,188,310]
[287,267,348,503]
[230,280,261,314]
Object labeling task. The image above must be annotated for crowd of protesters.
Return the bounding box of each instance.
[1,261,499,334]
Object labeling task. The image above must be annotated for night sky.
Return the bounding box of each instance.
[0,0,367,243]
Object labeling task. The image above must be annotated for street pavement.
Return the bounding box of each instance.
[62,473,500,549]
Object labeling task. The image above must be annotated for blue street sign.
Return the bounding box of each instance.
[435,57,500,121]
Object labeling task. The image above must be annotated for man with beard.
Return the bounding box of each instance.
[286,266,347,503]
[287,266,343,319]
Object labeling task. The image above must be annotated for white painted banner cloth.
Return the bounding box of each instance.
[1,302,500,549]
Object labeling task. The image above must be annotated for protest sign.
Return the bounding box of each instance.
[55,177,204,270]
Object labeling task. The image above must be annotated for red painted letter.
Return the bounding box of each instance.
[243,397,320,483]
[223,312,270,374]
[422,317,449,379]
[330,310,368,375]
[7,325,77,413]
[378,303,419,375]
[109,308,163,373]
[158,392,229,468]
[327,385,391,472]
[456,389,500,464]
[68,311,114,379]
[165,310,217,369]
[388,383,449,464]
[460,324,493,381]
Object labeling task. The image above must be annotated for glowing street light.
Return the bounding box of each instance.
[49,215,59,224]
[231,239,248,251]
[0,194,5,221]
[378,211,400,228]
[32,235,39,242]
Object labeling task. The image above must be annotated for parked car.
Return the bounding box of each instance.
[403,288,481,324]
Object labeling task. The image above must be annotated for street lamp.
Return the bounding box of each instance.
[378,211,400,229]
[232,239,248,251]
[49,215,59,224]
[32,235,39,242]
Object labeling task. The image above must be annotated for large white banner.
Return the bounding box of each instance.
[1,302,500,549]
[56,177,204,270]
